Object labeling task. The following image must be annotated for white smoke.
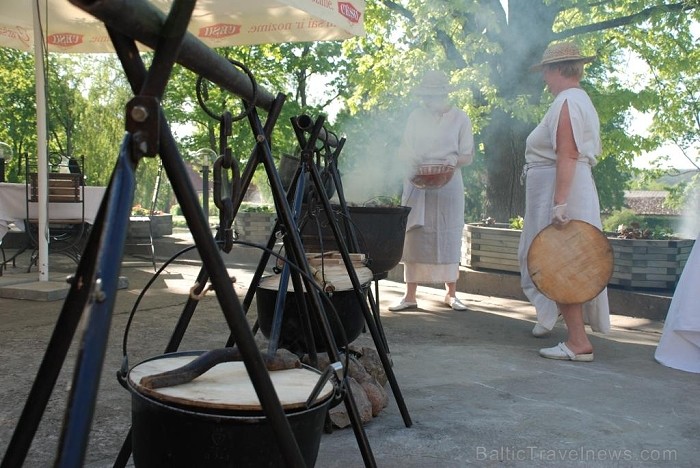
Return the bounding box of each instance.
[679,184,700,239]
[334,104,416,205]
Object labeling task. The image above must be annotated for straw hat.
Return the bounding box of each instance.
[413,70,454,96]
[530,42,595,71]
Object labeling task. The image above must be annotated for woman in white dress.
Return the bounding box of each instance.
[655,231,700,373]
[518,42,610,361]
[389,70,475,312]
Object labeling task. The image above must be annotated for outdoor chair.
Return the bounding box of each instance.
[24,156,88,270]
[125,162,162,271]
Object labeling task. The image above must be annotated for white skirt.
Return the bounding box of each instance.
[517,162,610,333]
[655,232,700,373]
[403,262,459,283]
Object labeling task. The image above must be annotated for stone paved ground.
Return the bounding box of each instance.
[0,248,697,467]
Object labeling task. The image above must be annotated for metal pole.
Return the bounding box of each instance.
[33,0,50,281]
[202,165,209,224]
[196,148,215,226]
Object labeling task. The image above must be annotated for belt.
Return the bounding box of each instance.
[520,158,592,185]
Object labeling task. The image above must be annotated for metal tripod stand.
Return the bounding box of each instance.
[287,114,413,426]
[2,0,342,466]
[2,0,415,466]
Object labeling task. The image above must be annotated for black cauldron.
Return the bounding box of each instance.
[301,205,411,276]
[256,275,368,353]
[126,351,334,467]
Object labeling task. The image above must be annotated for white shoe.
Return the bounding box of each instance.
[532,323,551,337]
[388,299,417,311]
[539,342,594,362]
[445,295,468,311]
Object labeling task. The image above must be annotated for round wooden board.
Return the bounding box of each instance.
[527,220,613,304]
[259,265,373,292]
[130,356,334,411]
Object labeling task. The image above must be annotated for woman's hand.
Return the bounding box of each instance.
[443,154,458,167]
[552,203,570,225]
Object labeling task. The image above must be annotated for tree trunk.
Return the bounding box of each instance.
[482,109,528,222]
[478,0,558,223]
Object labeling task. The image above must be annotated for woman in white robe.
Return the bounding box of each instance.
[388,70,474,312]
[655,231,700,373]
[518,42,610,362]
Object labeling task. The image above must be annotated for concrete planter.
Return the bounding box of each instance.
[128,214,172,238]
[233,211,277,245]
[463,223,521,273]
[463,222,695,290]
[608,237,694,290]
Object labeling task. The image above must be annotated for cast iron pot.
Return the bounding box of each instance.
[301,204,411,276]
[256,275,368,353]
[126,351,334,468]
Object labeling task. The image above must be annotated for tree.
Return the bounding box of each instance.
[338,0,699,222]
[73,55,134,186]
[0,49,39,182]
[160,42,347,204]
[45,55,88,163]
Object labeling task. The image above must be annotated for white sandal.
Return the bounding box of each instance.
[445,296,468,311]
[388,299,418,311]
[539,342,594,362]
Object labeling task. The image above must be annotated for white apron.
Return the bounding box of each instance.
[518,162,611,333]
[401,171,464,283]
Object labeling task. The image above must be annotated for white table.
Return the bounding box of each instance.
[0,182,106,241]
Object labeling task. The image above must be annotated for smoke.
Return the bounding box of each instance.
[334,103,416,205]
[679,183,700,239]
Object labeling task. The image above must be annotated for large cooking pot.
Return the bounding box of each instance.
[301,204,411,276]
[256,270,371,353]
[126,351,334,467]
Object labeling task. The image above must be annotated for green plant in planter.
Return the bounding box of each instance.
[131,204,162,216]
[509,216,524,230]
[355,195,402,207]
[604,208,680,240]
[615,223,678,240]
[239,203,274,213]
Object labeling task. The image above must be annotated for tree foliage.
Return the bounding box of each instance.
[0,49,38,181]
[337,0,700,221]
[1,1,699,219]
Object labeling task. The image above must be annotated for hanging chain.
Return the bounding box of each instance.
[212,111,241,253]
[196,58,257,254]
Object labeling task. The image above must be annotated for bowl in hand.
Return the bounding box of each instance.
[410,164,455,189]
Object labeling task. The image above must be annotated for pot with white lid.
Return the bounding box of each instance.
[124,350,336,467]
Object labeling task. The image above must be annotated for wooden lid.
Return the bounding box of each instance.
[527,220,613,304]
[129,355,334,411]
[259,264,373,292]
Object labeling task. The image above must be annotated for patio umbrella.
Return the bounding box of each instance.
[0,0,365,52]
[0,0,365,280]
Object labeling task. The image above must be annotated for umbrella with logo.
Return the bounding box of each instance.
[0,0,364,52]
[0,0,365,280]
